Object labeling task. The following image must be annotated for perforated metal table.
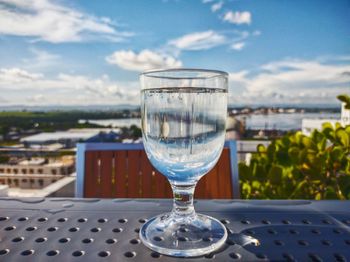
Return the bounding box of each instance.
[0,198,349,261]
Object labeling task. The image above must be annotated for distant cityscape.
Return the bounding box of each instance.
[0,103,348,198]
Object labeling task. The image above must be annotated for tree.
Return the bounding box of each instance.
[337,94,350,109]
[239,123,350,199]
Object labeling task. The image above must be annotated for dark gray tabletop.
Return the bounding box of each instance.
[0,198,349,261]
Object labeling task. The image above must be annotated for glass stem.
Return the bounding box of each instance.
[171,183,196,217]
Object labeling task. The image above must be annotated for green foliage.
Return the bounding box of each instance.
[0,110,139,139]
[0,155,10,164]
[130,125,142,138]
[239,123,350,199]
[337,94,350,109]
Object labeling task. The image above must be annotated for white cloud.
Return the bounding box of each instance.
[211,1,223,12]
[0,67,139,105]
[252,30,261,36]
[0,0,132,43]
[231,42,245,50]
[2,57,349,106]
[29,48,60,63]
[20,48,61,70]
[27,94,44,103]
[106,49,182,72]
[0,68,43,83]
[169,30,226,50]
[223,11,252,25]
[0,96,8,103]
[228,58,350,105]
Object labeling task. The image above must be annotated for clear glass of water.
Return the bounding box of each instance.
[139,68,228,257]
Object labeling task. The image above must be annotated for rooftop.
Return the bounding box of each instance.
[18,158,46,165]
[20,128,121,143]
[21,131,99,143]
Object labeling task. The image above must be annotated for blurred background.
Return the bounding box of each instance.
[0,0,349,199]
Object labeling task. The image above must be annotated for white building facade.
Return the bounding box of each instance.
[302,103,349,136]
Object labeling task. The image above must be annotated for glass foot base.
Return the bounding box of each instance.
[139,212,227,257]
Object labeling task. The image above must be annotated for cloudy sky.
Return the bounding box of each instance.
[0,0,349,106]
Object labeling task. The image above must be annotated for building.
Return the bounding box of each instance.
[21,128,120,148]
[302,103,349,136]
[225,116,244,140]
[0,156,74,189]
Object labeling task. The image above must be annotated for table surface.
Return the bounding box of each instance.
[0,198,349,262]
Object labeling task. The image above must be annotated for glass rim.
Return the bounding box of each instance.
[140,68,228,80]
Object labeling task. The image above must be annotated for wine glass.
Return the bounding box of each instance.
[139,68,228,257]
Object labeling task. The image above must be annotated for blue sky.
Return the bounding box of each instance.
[0,0,349,106]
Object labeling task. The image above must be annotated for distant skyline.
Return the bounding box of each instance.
[0,0,349,106]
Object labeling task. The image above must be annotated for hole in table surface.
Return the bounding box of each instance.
[282,219,291,224]
[226,239,236,245]
[57,218,68,222]
[245,229,255,235]
[130,239,140,244]
[119,218,128,223]
[98,251,110,257]
[267,229,277,235]
[21,250,34,256]
[98,218,108,223]
[38,217,48,222]
[26,226,37,231]
[179,227,189,233]
[308,253,322,262]
[221,219,230,224]
[302,219,311,225]
[139,218,147,223]
[204,253,215,259]
[18,217,29,221]
[261,219,271,224]
[0,217,9,221]
[113,228,123,233]
[203,237,213,242]
[69,227,79,232]
[282,253,295,261]
[178,236,188,242]
[47,250,59,256]
[0,249,10,255]
[59,237,70,243]
[124,251,136,258]
[106,238,117,244]
[334,253,347,262]
[78,218,88,223]
[91,227,101,233]
[12,237,24,242]
[4,226,16,231]
[256,253,267,260]
[333,229,343,234]
[47,227,58,232]
[298,240,309,246]
[82,238,94,244]
[321,240,332,246]
[322,219,333,225]
[72,250,85,257]
[274,240,284,246]
[229,252,241,259]
[134,228,140,233]
[289,229,299,235]
[35,237,47,243]
[311,229,321,234]
[153,236,163,242]
[151,252,161,258]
